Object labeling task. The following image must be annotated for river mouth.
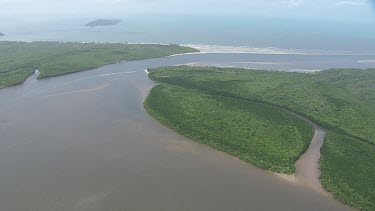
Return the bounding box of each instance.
[274,117,329,195]
[0,53,356,211]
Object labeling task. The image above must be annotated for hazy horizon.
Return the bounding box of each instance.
[0,0,374,23]
[1,0,375,54]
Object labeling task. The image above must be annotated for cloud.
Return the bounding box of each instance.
[335,0,367,6]
[280,0,304,8]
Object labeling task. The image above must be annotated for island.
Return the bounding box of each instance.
[85,19,122,27]
[144,66,375,210]
[0,41,198,89]
[0,32,4,36]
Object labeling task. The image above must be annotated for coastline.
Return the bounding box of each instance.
[182,44,364,56]
[0,57,355,211]
[34,51,198,80]
[144,81,330,193]
[2,40,368,56]
[0,50,360,210]
[0,42,199,90]
[142,67,361,210]
[143,84,352,209]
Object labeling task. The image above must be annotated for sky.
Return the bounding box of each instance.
[0,0,374,23]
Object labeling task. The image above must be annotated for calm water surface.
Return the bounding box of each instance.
[1,16,375,54]
[0,53,356,211]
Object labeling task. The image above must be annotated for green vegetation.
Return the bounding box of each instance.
[148,66,375,144]
[145,86,314,174]
[321,132,375,210]
[0,41,198,88]
[146,66,375,210]
[0,67,35,89]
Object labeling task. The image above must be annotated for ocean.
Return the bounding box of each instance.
[1,15,375,55]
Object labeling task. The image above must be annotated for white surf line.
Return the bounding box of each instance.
[357,60,375,63]
[165,52,203,58]
[144,69,149,74]
[232,62,286,65]
[22,71,138,100]
[183,44,359,56]
[170,64,322,73]
[73,71,138,82]
[44,83,110,98]
[178,62,200,66]
[44,71,137,96]
[46,71,137,91]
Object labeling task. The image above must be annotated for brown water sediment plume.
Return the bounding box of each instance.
[295,125,327,193]
[0,54,353,211]
[178,92,331,195]
[154,86,335,197]
[275,111,330,196]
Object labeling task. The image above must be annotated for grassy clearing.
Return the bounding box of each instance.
[145,85,314,174]
[0,41,198,88]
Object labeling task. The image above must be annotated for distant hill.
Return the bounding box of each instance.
[85,19,122,27]
[0,32,4,36]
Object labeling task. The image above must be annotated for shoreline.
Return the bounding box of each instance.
[0,59,354,211]
[265,107,329,194]
[143,86,351,209]
[143,69,354,210]
[0,44,199,90]
[181,44,370,56]
[0,51,356,209]
[2,40,371,56]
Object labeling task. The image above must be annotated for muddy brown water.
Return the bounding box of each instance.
[274,110,329,195]
[0,54,352,211]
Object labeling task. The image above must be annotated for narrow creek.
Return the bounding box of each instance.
[273,109,329,195]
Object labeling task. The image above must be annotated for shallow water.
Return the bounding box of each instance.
[0,53,356,211]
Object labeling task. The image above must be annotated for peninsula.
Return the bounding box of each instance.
[0,41,198,89]
[144,66,375,210]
